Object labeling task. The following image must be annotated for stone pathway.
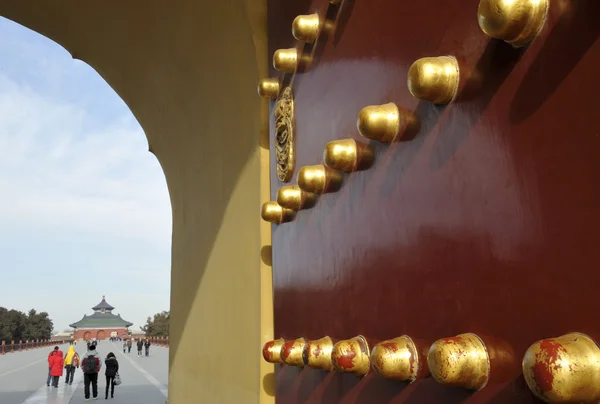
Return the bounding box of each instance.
[0,341,168,403]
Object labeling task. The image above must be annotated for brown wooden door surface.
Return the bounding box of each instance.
[268,0,600,402]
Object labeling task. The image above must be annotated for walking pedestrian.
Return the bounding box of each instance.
[127,338,132,354]
[46,349,55,386]
[144,339,151,357]
[81,344,101,401]
[136,339,143,357]
[49,346,64,388]
[104,352,119,399]
[63,345,80,385]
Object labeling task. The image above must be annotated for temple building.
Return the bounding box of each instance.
[69,296,133,340]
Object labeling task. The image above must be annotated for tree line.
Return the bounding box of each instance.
[141,310,169,337]
[0,307,54,343]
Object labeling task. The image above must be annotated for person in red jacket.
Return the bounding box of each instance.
[46,350,55,386]
[49,346,64,388]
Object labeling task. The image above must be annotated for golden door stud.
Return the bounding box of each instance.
[276,185,315,211]
[303,336,334,371]
[371,335,427,383]
[292,14,321,43]
[331,336,371,377]
[297,165,343,194]
[477,0,549,47]
[523,333,600,403]
[257,78,280,99]
[323,139,374,173]
[262,339,285,364]
[273,48,298,73]
[280,338,306,367]
[357,103,401,143]
[428,333,490,390]
[260,201,295,224]
[407,56,459,104]
[371,336,425,383]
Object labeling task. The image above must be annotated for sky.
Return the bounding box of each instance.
[0,18,172,331]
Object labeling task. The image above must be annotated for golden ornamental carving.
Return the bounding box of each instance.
[275,87,295,182]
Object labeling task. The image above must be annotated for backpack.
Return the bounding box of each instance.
[73,355,80,367]
[83,356,96,374]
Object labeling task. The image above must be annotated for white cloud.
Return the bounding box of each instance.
[0,73,172,247]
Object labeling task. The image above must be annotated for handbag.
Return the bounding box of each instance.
[114,373,122,386]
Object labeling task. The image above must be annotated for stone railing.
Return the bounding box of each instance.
[147,336,170,348]
[1,339,69,355]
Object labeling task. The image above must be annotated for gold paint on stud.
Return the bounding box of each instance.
[297,165,343,194]
[428,333,490,390]
[323,139,375,173]
[332,336,371,377]
[281,338,306,367]
[303,336,335,371]
[261,201,295,224]
[522,333,600,403]
[408,56,459,105]
[257,78,280,99]
[262,339,285,364]
[277,185,315,211]
[292,14,321,43]
[357,103,402,143]
[477,0,549,47]
[371,336,423,383]
[273,48,298,74]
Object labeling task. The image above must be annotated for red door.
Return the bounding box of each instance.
[265,0,600,403]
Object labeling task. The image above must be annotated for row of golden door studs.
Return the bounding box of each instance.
[263,332,600,403]
[258,0,550,224]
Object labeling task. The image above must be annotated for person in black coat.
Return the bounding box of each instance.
[136,339,143,357]
[144,339,151,357]
[104,352,119,399]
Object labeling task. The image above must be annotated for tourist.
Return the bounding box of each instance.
[136,339,143,357]
[104,352,119,399]
[144,339,151,357]
[46,349,55,386]
[63,345,80,385]
[127,338,132,354]
[81,344,101,401]
[49,346,64,388]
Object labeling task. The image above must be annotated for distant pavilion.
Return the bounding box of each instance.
[69,296,133,340]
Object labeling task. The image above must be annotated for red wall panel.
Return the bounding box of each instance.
[268,0,600,402]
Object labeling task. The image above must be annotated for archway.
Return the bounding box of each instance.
[96,330,106,340]
[0,2,271,403]
[83,331,91,340]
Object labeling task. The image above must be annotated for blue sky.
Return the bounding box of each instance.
[0,18,172,331]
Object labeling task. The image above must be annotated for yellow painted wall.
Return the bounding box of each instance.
[0,0,274,402]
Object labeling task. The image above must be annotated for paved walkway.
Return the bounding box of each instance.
[0,341,168,403]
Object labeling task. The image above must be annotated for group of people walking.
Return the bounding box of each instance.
[122,338,151,357]
[46,343,120,400]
